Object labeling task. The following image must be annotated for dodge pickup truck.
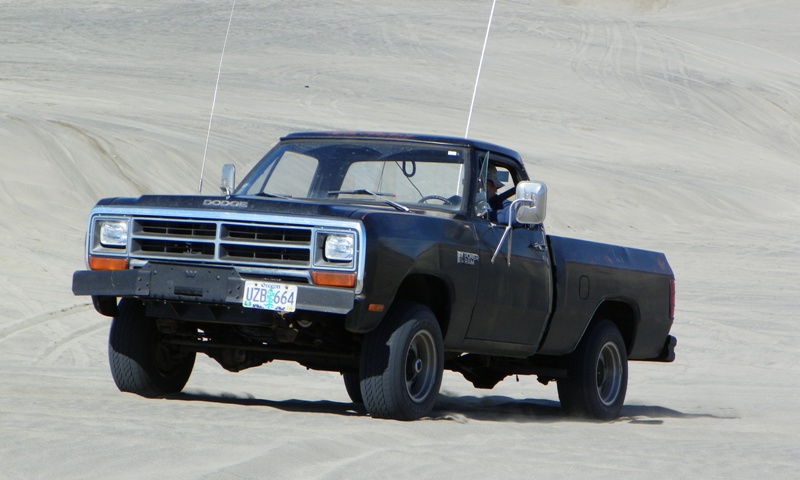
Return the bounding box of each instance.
[72,131,676,421]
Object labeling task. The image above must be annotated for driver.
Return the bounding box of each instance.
[487,165,512,225]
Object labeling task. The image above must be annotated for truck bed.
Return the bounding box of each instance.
[537,235,674,360]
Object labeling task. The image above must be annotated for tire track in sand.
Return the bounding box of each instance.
[0,303,95,342]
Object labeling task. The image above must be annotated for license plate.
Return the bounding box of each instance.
[242,281,298,312]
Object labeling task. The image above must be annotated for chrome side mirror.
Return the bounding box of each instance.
[490,181,548,266]
[220,163,236,196]
[514,181,547,225]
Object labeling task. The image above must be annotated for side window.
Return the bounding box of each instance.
[474,151,519,218]
[493,164,514,198]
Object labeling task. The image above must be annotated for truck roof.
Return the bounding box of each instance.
[281,131,524,166]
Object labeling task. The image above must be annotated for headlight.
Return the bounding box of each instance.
[99,220,129,248]
[324,233,354,262]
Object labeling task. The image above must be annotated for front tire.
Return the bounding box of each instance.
[108,299,195,397]
[342,371,363,404]
[360,302,444,420]
[557,320,628,420]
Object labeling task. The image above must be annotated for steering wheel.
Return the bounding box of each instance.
[419,195,453,205]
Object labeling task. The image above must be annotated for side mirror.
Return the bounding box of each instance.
[514,181,547,224]
[491,181,548,266]
[220,164,236,196]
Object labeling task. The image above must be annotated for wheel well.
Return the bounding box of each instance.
[591,301,637,354]
[393,274,451,337]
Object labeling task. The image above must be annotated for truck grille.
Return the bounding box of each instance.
[130,218,313,267]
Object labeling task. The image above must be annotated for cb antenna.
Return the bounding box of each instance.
[465,0,497,139]
[198,0,237,193]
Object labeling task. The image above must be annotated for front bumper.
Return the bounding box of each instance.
[72,263,355,315]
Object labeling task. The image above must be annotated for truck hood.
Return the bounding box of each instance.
[94,194,452,221]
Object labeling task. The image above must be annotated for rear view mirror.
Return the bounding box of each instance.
[515,181,547,224]
[220,164,236,196]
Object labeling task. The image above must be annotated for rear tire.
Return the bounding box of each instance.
[360,302,443,420]
[108,299,195,397]
[557,320,628,420]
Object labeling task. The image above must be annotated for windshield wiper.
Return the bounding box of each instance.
[328,189,410,212]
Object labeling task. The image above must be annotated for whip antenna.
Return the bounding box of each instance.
[198,0,237,193]
[465,0,497,139]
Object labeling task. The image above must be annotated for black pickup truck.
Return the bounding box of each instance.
[73,131,676,421]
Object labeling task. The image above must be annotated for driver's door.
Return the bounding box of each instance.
[467,222,552,347]
[466,161,553,349]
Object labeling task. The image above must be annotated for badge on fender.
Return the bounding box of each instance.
[457,251,479,266]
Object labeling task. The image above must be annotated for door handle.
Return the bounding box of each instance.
[529,242,547,251]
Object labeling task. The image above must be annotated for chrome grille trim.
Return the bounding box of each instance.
[135,219,217,238]
[129,218,315,268]
[86,206,366,293]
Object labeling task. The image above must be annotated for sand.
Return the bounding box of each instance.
[1,0,798,478]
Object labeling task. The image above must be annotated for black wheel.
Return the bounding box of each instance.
[342,371,363,404]
[418,195,453,205]
[557,320,628,420]
[360,302,444,420]
[108,298,195,397]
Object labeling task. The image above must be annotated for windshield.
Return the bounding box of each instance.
[236,139,468,210]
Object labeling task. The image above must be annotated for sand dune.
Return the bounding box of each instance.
[1,1,798,478]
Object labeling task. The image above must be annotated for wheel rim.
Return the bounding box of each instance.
[405,329,437,403]
[595,341,623,406]
[153,343,177,377]
[152,331,191,378]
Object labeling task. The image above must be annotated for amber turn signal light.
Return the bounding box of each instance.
[311,271,356,288]
[89,256,128,271]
